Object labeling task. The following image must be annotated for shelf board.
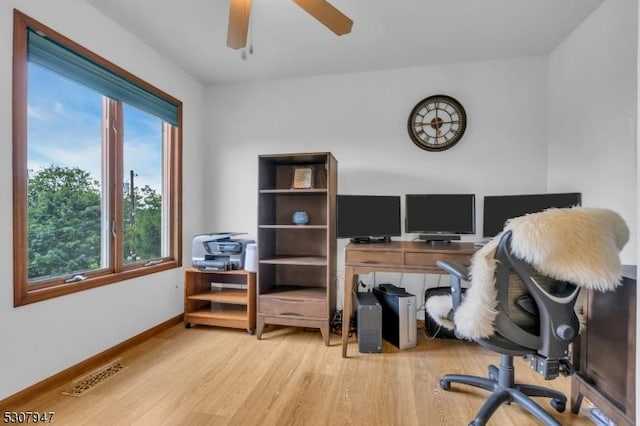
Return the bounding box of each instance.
[188,289,247,304]
[259,225,327,229]
[259,188,327,194]
[260,286,326,301]
[260,256,327,266]
[187,306,247,321]
[259,153,331,164]
[186,268,254,276]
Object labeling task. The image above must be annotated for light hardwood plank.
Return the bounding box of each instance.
[4,324,595,425]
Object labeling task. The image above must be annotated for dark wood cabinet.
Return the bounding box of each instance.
[256,152,337,345]
[571,265,636,425]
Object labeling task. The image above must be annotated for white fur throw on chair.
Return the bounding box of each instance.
[426,207,629,340]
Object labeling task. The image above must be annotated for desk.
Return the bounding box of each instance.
[342,241,476,357]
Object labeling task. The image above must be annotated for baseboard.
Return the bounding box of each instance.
[0,314,183,409]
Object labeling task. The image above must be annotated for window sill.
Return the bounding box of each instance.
[14,260,182,307]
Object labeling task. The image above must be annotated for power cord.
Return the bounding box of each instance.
[330,309,355,337]
[422,323,446,340]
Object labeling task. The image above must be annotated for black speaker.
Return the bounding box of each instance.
[356,292,382,353]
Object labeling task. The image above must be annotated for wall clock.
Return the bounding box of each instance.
[407,95,467,152]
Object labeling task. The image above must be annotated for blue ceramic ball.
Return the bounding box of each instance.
[292,210,309,225]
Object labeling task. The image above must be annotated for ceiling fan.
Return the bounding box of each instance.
[227,0,354,49]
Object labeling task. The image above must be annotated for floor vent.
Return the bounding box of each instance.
[62,357,126,397]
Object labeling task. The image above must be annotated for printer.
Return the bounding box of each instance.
[192,232,255,271]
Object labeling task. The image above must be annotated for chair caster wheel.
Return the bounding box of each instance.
[550,398,566,413]
[439,379,450,391]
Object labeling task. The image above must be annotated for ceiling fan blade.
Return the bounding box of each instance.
[292,0,353,36]
[227,0,252,49]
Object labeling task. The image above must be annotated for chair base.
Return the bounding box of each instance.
[439,355,566,426]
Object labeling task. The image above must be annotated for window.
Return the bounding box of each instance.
[12,10,182,306]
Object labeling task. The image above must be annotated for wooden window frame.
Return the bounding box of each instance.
[12,10,183,306]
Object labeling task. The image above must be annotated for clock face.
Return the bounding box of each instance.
[407,95,467,151]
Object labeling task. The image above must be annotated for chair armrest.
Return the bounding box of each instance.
[436,261,469,281]
[436,261,469,312]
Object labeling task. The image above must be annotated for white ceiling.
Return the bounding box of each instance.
[86,0,603,86]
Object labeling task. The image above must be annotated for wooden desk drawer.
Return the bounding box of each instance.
[259,297,327,318]
[404,252,470,267]
[346,250,402,265]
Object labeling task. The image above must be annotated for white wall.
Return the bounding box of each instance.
[547,0,637,264]
[0,0,206,400]
[205,57,549,310]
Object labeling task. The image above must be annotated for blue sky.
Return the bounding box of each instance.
[27,63,163,192]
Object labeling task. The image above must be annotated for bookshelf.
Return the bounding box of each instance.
[256,152,337,345]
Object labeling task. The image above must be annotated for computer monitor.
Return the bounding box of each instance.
[405,194,476,243]
[483,192,582,238]
[337,195,401,243]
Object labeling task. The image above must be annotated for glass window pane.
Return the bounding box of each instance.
[122,104,165,264]
[27,63,105,282]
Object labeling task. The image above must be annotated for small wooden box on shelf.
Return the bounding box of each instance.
[184,268,256,334]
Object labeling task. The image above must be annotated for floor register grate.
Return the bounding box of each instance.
[62,357,127,397]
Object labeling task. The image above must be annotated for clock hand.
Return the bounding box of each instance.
[418,120,459,126]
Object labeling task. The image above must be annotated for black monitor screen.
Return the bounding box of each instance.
[405,194,476,234]
[337,195,401,239]
[483,192,582,237]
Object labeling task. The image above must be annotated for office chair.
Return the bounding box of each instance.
[426,207,628,426]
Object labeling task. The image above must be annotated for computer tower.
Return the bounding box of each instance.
[356,292,382,353]
[373,284,417,350]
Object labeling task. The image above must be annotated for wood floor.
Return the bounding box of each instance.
[5,324,596,425]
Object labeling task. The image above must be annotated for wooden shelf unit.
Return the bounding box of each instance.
[184,268,256,334]
[256,152,337,345]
